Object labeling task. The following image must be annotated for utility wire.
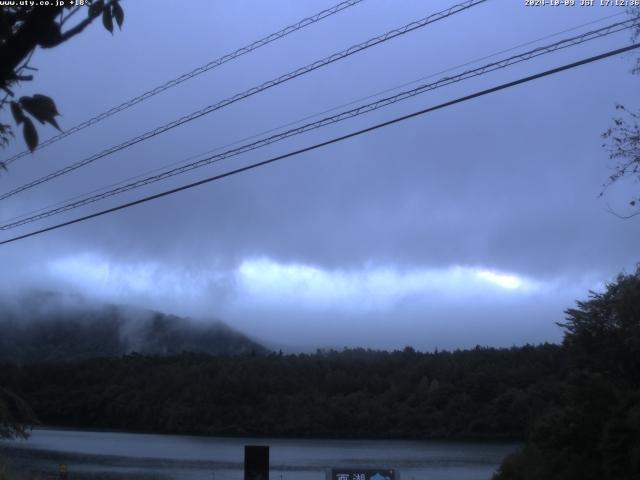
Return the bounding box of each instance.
[0,0,488,202]
[1,0,366,166]
[1,42,638,247]
[3,11,624,226]
[1,18,636,230]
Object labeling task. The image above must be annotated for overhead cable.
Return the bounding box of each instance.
[1,42,638,246]
[1,18,636,230]
[1,0,366,166]
[0,0,488,201]
[6,10,622,226]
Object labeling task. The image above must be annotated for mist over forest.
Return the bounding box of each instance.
[1,1,639,479]
[1,271,639,480]
[0,291,266,364]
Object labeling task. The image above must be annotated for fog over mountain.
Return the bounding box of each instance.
[0,1,638,350]
[0,291,267,364]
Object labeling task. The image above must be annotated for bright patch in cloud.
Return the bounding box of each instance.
[42,254,569,349]
[47,254,541,317]
[47,253,230,310]
[235,258,539,311]
[476,270,523,290]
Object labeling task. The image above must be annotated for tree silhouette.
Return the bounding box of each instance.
[0,0,124,164]
[0,1,124,438]
[0,387,36,439]
[601,8,640,217]
[494,267,640,480]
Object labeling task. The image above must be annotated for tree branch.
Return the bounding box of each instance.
[60,6,82,28]
[56,13,100,46]
[605,202,640,219]
[0,7,62,86]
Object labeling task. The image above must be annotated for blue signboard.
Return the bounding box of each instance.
[330,469,396,480]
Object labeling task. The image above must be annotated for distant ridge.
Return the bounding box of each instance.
[0,290,267,363]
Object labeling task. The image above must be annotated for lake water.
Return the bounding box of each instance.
[0,428,517,480]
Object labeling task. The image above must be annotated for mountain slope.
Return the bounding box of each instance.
[0,291,267,363]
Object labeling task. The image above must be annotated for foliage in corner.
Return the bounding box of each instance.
[0,387,37,440]
[561,267,640,382]
[0,0,124,157]
[494,267,640,480]
[600,7,640,218]
[602,105,640,217]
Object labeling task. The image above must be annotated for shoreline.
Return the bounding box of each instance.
[1,429,517,480]
[25,424,524,444]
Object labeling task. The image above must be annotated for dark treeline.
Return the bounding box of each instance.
[495,268,640,480]
[0,343,564,440]
[1,268,638,479]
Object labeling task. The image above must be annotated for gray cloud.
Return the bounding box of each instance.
[0,0,638,350]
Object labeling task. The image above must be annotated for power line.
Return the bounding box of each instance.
[2,18,636,230]
[1,0,366,166]
[1,42,637,247]
[4,11,624,226]
[0,0,488,202]
[3,17,635,228]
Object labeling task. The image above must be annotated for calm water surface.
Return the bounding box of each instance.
[0,428,518,480]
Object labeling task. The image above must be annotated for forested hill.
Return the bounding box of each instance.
[2,269,638,480]
[0,291,267,363]
[0,344,565,440]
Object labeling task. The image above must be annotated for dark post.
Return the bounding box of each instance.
[244,445,269,480]
[58,464,68,480]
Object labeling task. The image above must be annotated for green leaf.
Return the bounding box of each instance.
[22,117,38,152]
[112,1,124,28]
[102,8,113,33]
[10,102,24,125]
[19,95,61,131]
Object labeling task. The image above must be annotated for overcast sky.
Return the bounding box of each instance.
[0,0,638,350]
